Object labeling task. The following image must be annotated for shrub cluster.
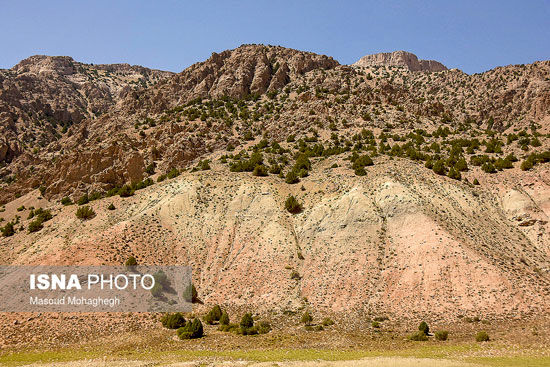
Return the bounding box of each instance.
[177,318,204,339]
[161,312,186,329]
[27,208,53,233]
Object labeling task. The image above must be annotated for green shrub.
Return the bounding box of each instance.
[220,311,230,326]
[199,160,211,170]
[108,203,116,210]
[125,256,137,266]
[476,331,490,342]
[167,168,180,179]
[204,305,223,324]
[285,170,300,184]
[285,195,303,214]
[473,178,480,185]
[408,331,428,341]
[435,330,449,341]
[432,160,447,175]
[418,321,430,335]
[76,206,96,220]
[253,165,268,176]
[161,313,186,329]
[34,208,52,223]
[77,194,89,205]
[61,197,72,206]
[177,318,203,339]
[28,220,44,233]
[219,323,239,332]
[184,284,198,303]
[481,162,496,173]
[256,321,271,334]
[321,318,334,326]
[520,159,533,171]
[145,163,155,175]
[1,222,15,237]
[354,167,367,176]
[240,313,254,329]
[210,305,223,320]
[118,185,134,197]
[301,311,313,325]
[371,321,381,328]
[269,164,281,174]
[447,167,461,180]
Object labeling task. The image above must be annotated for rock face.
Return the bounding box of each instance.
[353,50,447,72]
[122,44,339,113]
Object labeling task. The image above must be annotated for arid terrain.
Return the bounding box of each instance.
[0,45,549,365]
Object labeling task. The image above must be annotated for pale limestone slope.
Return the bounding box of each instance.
[1,159,548,319]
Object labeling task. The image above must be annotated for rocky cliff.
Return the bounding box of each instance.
[353,50,447,72]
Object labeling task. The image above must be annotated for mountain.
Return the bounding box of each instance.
[353,50,447,72]
[0,55,172,163]
[0,45,549,323]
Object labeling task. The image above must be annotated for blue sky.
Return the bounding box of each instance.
[1,0,548,74]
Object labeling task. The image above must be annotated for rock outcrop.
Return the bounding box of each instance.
[353,50,447,72]
[122,44,339,113]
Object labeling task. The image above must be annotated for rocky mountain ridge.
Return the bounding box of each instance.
[0,55,172,163]
[353,50,448,72]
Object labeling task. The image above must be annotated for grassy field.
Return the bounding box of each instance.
[1,344,549,366]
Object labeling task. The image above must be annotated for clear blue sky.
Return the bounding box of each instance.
[1,0,549,74]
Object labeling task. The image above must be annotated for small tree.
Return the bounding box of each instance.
[285,195,303,214]
[240,313,254,329]
[76,206,96,220]
[161,313,186,329]
[220,311,230,326]
[107,203,116,210]
[125,256,137,266]
[418,321,430,335]
[475,331,490,342]
[435,330,449,341]
[253,165,268,177]
[177,318,203,339]
[301,311,313,326]
[1,222,15,237]
[285,170,300,184]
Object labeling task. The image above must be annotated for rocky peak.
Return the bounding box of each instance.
[353,50,447,72]
[11,55,78,75]
[125,44,339,113]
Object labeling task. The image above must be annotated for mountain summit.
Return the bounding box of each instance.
[353,50,447,71]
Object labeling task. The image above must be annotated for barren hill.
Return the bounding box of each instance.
[1,155,548,320]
